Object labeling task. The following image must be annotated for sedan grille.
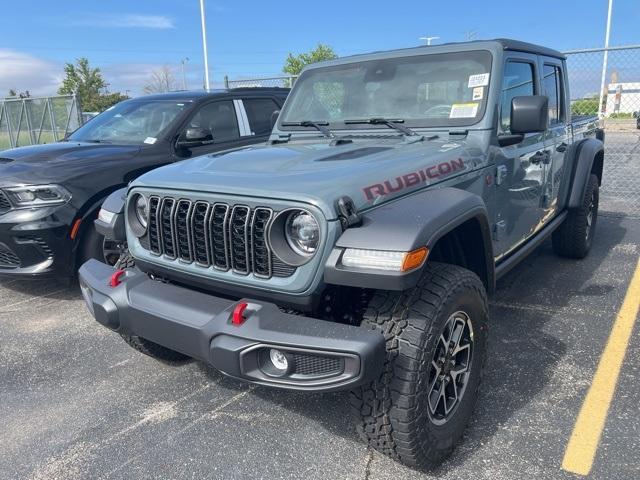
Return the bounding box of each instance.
[144,196,296,279]
[0,191,12,214]
[0,243,20,268]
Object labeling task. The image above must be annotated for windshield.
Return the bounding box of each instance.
[68,100,188,144]
[280,50,492,129]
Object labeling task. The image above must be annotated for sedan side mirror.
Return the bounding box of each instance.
[270,110,281,129]
[510,95,549,134]
[177,127,213,149]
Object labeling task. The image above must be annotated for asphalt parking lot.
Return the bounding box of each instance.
[0,212,638,480]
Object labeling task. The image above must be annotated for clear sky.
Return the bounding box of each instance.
[1,0,638,96]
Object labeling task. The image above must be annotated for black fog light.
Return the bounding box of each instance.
[259,348,293,377]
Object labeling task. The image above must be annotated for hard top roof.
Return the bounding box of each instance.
[304,38,565,71]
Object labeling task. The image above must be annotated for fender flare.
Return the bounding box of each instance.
[567,138,604,209]
[324,187,495,291]
[92,187,128,241]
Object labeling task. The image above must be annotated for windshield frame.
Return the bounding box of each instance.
[278,49,494,132]
[67,99,193,145]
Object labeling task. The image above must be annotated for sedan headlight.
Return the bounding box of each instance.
[3,184,71,208]
[285,210,319,256]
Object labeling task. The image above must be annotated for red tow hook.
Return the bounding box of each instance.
[232,302,249,326]
[109,269,126,288]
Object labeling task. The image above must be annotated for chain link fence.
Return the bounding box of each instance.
[565,45,640,217]
[225,75,298,89]
[0,95,83,150]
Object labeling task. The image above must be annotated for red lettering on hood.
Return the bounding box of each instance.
[362,158,465,201]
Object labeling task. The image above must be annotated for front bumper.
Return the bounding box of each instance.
[0,209,72,277]
[79,260,385,392]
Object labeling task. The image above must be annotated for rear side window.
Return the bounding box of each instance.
[501,61,535,132]
[189,100,239,143]
[243,98,280,135]
[543,64,563,125]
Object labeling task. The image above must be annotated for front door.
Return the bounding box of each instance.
[494,55,548,259]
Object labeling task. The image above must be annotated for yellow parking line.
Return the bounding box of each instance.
[562,258,640,476]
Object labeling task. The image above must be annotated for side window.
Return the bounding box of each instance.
[543,64,563,125]
[242,98,280,136]
[188,100,239,143]
[500,61,535,132]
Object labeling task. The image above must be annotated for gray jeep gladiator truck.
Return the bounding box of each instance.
[79,39,604,469]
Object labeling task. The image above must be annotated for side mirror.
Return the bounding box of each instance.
[270,110,281,129]
[510,95,549,134]
[177,127,213,149]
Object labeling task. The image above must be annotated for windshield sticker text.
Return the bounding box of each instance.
[468,73,490,88]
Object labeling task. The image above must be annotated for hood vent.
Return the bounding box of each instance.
[317,147,392,162]
[0,158,14,164]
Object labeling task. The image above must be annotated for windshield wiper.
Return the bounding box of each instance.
[281,121,335,139]
[344,118,418,136]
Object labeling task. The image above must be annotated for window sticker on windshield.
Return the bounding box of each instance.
[468,73,490,88]
[144,137,157,145]
[450,103,479,118]
[472,87,484,101]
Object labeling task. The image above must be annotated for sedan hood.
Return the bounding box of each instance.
[0,142,141,186]
[133,137,485,219]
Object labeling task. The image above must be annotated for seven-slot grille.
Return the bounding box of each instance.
[144,195,295,279]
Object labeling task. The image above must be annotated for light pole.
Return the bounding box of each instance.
[181,57,189,90]
[199,0,210,90]
[419,35,440,46]
[598,0,614,118]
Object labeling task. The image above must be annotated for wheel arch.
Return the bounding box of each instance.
[567,138,604,209]
[324,187,495,292]
[72,184,127,267]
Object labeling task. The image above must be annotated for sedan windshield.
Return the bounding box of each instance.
[280,50,492,129]
[68,100,188,145]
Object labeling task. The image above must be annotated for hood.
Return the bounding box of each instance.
[133,137,487,220]
[0,142,141,186]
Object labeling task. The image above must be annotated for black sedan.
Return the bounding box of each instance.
[0,88,288,279]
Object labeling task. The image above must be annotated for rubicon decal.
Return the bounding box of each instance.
[363,158,465,200]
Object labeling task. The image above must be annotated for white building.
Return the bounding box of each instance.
[605,82,640,116]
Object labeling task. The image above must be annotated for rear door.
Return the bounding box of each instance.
[238,97,282,138]
[540,58,570,218]
[494,54,548,258]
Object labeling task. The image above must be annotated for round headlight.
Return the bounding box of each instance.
[134,194,148,228]
[285,210,319,256]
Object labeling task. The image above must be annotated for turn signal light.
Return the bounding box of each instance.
[401,247,429,272]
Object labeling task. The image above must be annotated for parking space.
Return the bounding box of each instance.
[0,214,638,480]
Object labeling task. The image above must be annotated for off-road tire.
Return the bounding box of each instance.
[120,334,190,363]
[552,173,599,259]
[350,262,488,469]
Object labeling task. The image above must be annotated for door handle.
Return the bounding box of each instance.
[556,142,568,153]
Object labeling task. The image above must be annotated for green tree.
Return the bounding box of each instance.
[8,89,17,97]
[58,58,127,112]
[283,44,338,76]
